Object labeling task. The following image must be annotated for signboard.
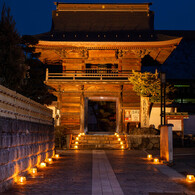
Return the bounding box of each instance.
[167,119,182,131]
[125,109,140,122]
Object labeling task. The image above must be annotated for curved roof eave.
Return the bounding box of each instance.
[36,37,182,49]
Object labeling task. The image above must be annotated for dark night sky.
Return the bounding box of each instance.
[0,0,195,35]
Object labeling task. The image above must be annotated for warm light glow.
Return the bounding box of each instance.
[74,145,78,149]
[121,145,124,149]
[120,141,123,145]
[147,154,152,160]
[114,133,118,136]
[81,133,85,135]
[118,138,121,141]
[153,158,159,163]
[55,154,59,158]
[76,137,79,140]
[75,141,78,145]
[186,175,195,183]
[18,176,26,184]
[78,134,81,137]
[47,158,53,164]
[116,134,119,137]
[40,162,46,168]
[30,168,37,175]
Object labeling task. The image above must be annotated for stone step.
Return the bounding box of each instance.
[70,143,128,150]
[72,140,126,144]
[72,135,126,140]
[70,134,128,150]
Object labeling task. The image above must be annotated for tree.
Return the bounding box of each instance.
[128,70,175,102]
[0,3,27,91]
[0,4,55,105]
[20,35,55,105]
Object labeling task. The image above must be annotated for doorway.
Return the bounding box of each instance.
[84,97,119,133]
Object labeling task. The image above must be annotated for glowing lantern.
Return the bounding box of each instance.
[76,137,79,140]
[75,141,78,145]
[121,145,124,149]
[47,158,53,164]
[30,168,37,175]
[78,134,81,137]
[116,134,119,137]
[18,176,26,184]
[81,133,85,135]
[147,154,152,160]
[74,145,78,149]
[55,154,59,158]
[120,141,123,145]
[114,133,118,136]
[40,162,46,168]
[118,138,121,141]
[153,158,159,164]
[186,175,195,183]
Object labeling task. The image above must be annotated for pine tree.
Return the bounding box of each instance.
[20,35,55,105]
[0,3,27,91]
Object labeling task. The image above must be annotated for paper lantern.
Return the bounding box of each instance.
[40,162,46,168]
[153,158,159,163]
[147,154,152,160]
[186,175,195,183]
[18,176,26,184]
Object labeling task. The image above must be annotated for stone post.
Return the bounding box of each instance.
[160,124,173,163]
[140,96,150,128]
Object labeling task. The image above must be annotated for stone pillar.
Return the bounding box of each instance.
[160,124,173,163]
[140,96,150,128]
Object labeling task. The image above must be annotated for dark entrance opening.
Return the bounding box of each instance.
[88,100,116,132]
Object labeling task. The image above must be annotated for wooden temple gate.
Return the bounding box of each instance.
[35,3,182,134]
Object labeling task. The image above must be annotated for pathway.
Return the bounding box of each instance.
[2,150,195,195]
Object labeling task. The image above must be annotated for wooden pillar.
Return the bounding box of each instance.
[84,98,88,133]
[118,85,123,133]
[80,85,85,133]
[57,85,62,126]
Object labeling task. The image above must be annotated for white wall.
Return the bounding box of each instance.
[149,107,172,129]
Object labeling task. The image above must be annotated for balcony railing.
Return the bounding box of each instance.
[45,68,132,82]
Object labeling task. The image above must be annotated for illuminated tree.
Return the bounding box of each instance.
[128,70,175,102]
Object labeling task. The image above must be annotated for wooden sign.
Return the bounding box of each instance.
[167,119,182,131]
[125,109,140,122]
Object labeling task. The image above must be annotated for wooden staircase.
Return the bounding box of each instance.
[70,133,128,150]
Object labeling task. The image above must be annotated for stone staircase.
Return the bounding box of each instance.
[70,133,128,150]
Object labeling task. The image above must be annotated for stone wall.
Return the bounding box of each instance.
[0,85,54,192]
[127,135,160,150]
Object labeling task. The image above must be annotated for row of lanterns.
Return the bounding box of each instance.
[146,154,195,183]
[17,153,60,184]
[74,133,85,149]
[114,133,125,149]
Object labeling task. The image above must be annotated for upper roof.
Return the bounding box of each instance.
[51,3,154,33]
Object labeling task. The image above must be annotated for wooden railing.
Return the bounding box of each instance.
[45,69,132,81]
